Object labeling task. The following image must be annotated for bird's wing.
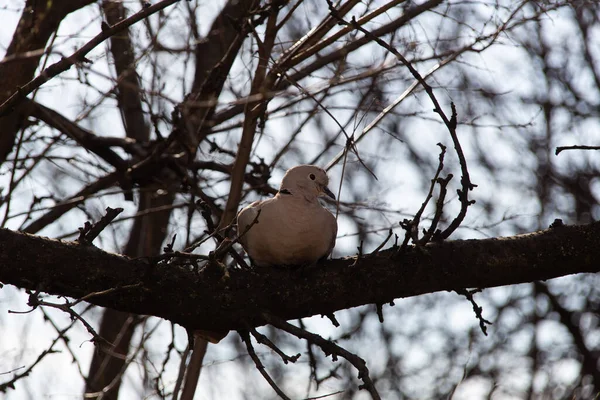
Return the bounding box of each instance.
[325,210,338,257]
[236,200,263,247]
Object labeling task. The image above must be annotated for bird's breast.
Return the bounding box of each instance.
[247,204,334,266]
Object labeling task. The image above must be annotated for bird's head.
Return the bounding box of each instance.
[280,165,336,201]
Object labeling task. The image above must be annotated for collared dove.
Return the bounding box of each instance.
[237,165,338,267]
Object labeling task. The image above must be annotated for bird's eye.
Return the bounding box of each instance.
[309,173,316,180]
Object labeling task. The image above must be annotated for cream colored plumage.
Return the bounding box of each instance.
[237,165,337,267]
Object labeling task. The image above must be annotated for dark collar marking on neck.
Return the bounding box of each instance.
[279,188,292,195]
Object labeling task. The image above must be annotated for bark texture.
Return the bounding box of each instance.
[1,221,598,331]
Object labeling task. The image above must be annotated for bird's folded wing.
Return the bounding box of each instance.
[237,200,266,247]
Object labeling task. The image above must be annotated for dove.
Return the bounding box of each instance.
[237,165,337,267]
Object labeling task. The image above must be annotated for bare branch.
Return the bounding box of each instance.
[262,314,381,400]
[239,330,292,400]
[0,0,183,117]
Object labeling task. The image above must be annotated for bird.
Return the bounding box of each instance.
[237,165,338,267]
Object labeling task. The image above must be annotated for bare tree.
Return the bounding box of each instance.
[0,1,599,399]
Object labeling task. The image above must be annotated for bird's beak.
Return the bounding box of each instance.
[322,186,336,200]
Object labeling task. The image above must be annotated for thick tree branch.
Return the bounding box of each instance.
[1,222,599,331]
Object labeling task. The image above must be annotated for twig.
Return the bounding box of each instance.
[27,99,131,171]
[305,391,346,399]
[263,313,381,400]
[410,143,447,244]
[375,303,384,323]
[335,135,350,221]
[155,324,178,398]
[327,4,476,240]
[455,288,491,335]
[196,200,217,235]
[322,313,340,327]
[0,366,24,376]
[149,251,211,263]
[350,240,364,267]
[172,342,190,400]
[555,145,600,155]
[239,330,292,400]
[0,0,183,117]
[421,174,452,243]
[278,70,378,180]
[398,219,413,253]
[76,283,143,305]
[77,207,124,244]
[22,172,121,234]
[373,229,393,253]
[40,306,89,377]
[325,55,457,172]
[0,328,63,393]
[299,319,321,389]
[213,209,261,260]
[164,234,177,253]
[34,298,108,345]
[438,104,476,239]
[249,327,301,364]
[152,207,259,273]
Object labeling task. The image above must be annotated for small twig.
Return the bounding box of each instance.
[455,288,492,335]
[372,229,393,253]
[421,174,452,243]
[375,303,384,323]
[77,207,124,244]
[305,391,346,399]
[13,284,141,347]
[8,289,42,314]
[35,298,108,345]
[157,209,258,273]
[0,328,64,393]
[75,283,143,305]
[40,306,89,378]
[322,313,340,327]
[0,366,25,376]
[149,251,211,263]
[439,104,476,239]
[276,70,378,181]
[299,319,321,388]
[555,145,600,155]
[412,143,447,244]
[172,342,190,400]
[239,330,292,400]
[212,209,262,262]
[164,234,177,253]
[335,136,350,222]
[185,202,230,253]
[263,313,381,400]
[398,219,413,253]
[195,200,217,235]
[350,240,364,267]
[249,327,301,364]
[156,324,177,397]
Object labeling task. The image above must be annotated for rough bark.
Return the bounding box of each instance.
[1,221,598,331]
